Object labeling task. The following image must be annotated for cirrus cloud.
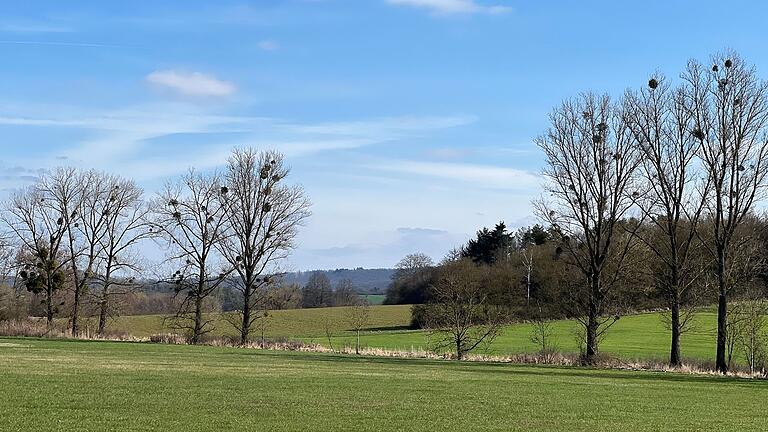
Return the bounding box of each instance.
[385,0,511,15]
[145,70,236,97]
[371,159,539,190]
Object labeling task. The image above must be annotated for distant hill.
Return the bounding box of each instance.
[4,268,396,296]
[282,268,395,294]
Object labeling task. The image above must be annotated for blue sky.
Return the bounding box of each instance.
[0,0,766,270]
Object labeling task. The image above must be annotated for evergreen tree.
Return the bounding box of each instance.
[462,222,514,264]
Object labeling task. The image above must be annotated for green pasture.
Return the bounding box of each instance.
[0,337,764,431]
[88,306,724,363]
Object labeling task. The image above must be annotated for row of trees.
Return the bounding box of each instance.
[538,52,768,372]
[389,52,768,371]
[300,272,363,308]
[391,217,768,366]
[3,169,151,336]
[1,148,311,344]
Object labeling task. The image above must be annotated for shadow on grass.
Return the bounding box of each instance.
[362,325,414,332]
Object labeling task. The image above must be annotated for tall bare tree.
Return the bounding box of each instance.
[535,93,642,363]
[220,148,310,344]
[152,170,232,344]
[94,177,152,335]
[3,186,69,326]
[624,76,708,366]
[684,53,768,373]
[39,168,120,335]
[38,168,93,335]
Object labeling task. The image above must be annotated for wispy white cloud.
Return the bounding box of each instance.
[371,159,539,190]
[257,39,280,51]
[286,115,475,137]
[426,147,471,159]
[146,70,236,97]
[0,163,46,193]
[0,103,475,182]
[385,0,511,15]
[293,226,469,268]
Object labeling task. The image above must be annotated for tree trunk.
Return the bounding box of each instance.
[192,295,204,344]
[240,284,252,345]
[670,301,681,367]
[585,278,600,364]
[356,329,360,355]
[98,294,108,336]
[585,312,598,364]
[716,291,728,373]
[71,287,81,336]
[45,284,54,328]
[715,248,728,373]
[456,338,462,360]
[99,259,115,337]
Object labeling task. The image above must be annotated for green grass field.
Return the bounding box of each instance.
[324,312,722,362]
[360,294,385,305]
[103,304,412,339]
[0,337,765,431]
[94,306,722,363]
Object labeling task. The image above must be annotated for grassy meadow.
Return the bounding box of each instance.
[0,337,765,432]
[81,305,725,363]
[319,311,720,362]
[360,294,386,305]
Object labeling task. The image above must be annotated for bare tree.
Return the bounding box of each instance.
[264,282,302,310]
[302,271,333,308]
[0,238,26,321]
[93,177,152,335]
[3,186,70,326]
[151,170,232,344]
[624,75,708,366]
[38,167,99,336]
[220,148,311,344]
[334,278,358,306]
[684,53,768,373]
[529,301,558,362]
[396,253,434,275]
[0,233,13,282]
[322,314,336,352]
[535,93,642,363]
[385,252,435,305]
[731,294,767,374]
[69,170,123,336]
[254,309,271,348]
[425,259,503,360]
[520,245,534,306]
[345,298,370,355]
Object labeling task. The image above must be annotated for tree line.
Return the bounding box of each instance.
[0,148,311,345]
[387,52,768,372]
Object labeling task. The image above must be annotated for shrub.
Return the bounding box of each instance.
[149,333,187,344]
[0,285,27,321]
[0,318,65,337]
